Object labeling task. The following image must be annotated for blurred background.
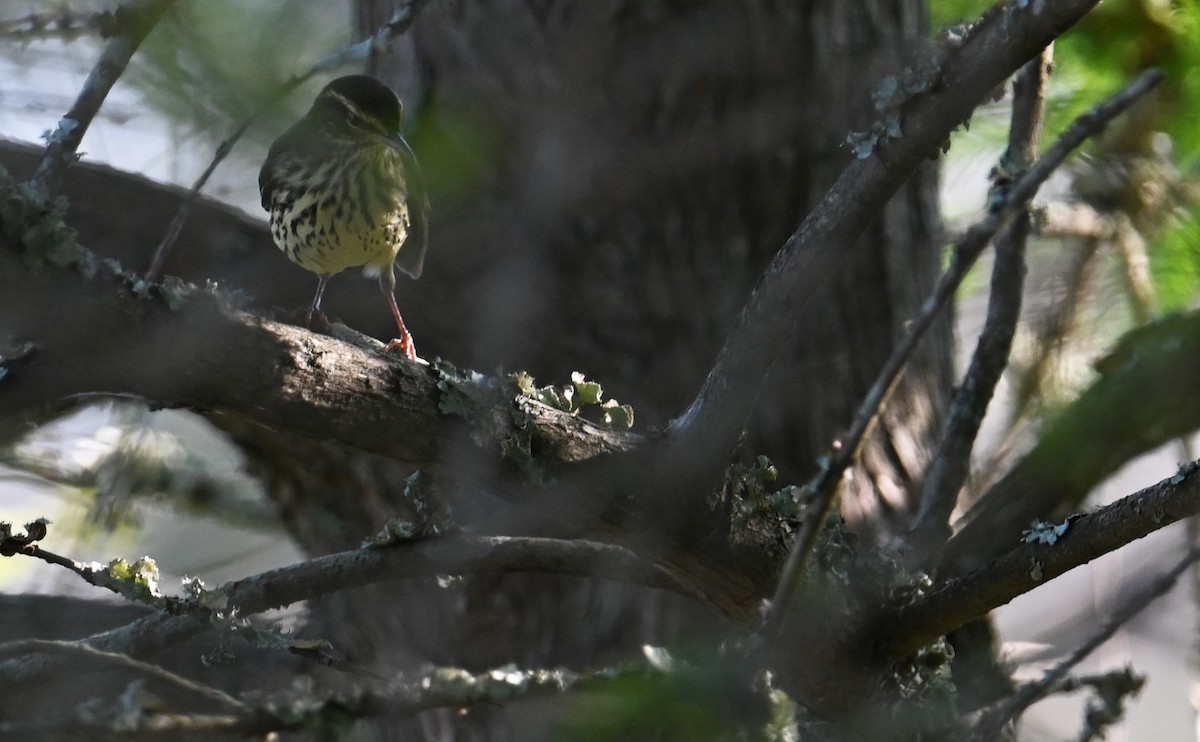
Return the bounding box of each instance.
[3,0,1200,739]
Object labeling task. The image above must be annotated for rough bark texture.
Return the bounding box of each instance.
[351,1,948,738]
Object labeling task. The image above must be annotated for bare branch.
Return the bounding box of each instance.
[869,461,1200,662]
[0,534,694,687]
[945,306,1200,576]
[30,0,176,197]
[0,659,647,740]
[661,0,1112,492]
[909,47,1054,569]
[762,68,1165,636]
[221,534,703,613]
[0,639,245,711]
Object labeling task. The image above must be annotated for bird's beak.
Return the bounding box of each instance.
[386,133,417,160]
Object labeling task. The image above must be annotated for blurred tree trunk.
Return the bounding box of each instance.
[362,0,950,533]
[246,1,950,738]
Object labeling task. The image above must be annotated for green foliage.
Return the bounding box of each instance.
[1054,2,1200,155]
[128,0,352,143]
[928,0,992,30]
[1151,208,1200,311]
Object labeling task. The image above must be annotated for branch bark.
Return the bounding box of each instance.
[909,46,1053,569]
[31,0,176,197]
[0,533,693,686]
[870,459,1200,661]
[944,308,1200,575]
[661,0,1107,496]
[0,230,636,469]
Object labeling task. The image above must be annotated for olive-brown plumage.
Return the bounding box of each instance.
[259,75,428,359]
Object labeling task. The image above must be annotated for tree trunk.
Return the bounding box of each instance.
[276,1,951,738]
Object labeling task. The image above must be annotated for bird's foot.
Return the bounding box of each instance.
[304,309,332,333]
[383,331,417,360]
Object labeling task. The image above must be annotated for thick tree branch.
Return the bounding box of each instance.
[31,0,175,197]
[869,459,1200,662]
[662,0,1108,491]
[0,229,636,468]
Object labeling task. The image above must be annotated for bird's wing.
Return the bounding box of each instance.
[392,134,429,279]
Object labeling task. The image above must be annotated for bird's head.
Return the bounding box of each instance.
[310,75,404,139]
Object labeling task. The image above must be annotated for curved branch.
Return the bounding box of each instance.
[0,533,694,686]
[0,638,245,711]
[221,534,703,613]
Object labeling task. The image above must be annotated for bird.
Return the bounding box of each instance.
[259,74,429,360]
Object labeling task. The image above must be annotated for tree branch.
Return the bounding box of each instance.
[0,533,695,686]
[30,0,175,197]
[661,0,1109,492]
[0,227,636,469]
[0,639,245,711]
[762,67,1164,635]
[869,460,1200,662]
[0,658,650,740]
[909,46,1053,569]
[944,307,1200,575]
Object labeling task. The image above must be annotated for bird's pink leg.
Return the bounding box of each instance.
[383,291,417,360]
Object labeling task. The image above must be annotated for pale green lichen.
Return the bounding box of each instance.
[512,370,634,430]
[1022,518,1072,545]
[433,361,635,481]
[80,556,168,608]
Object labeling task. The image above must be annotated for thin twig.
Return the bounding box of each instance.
[909,46,1054,570]
[30,0,176,197]
[0,659,647,739]
[762,68,1165,639]
[0,639,246,711]
[0,533,697,688]
[976,549,1198,740]
[143,1,430,281]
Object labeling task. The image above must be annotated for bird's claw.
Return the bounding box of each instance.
[384,332,417,360]
[304,309,332,333]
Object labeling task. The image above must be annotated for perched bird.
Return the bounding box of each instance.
[259,75,428,359]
